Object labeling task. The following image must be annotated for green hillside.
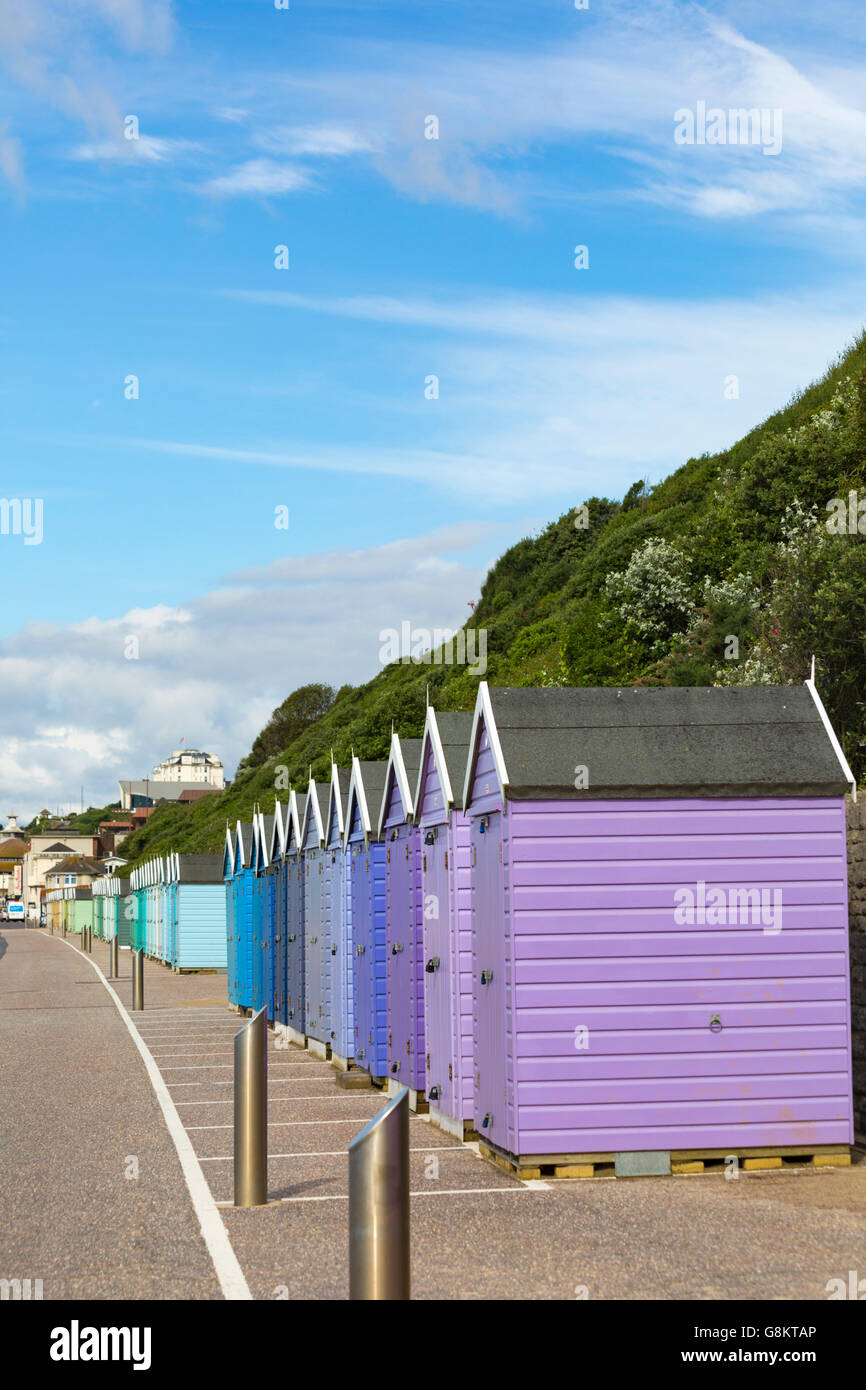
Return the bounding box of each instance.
[120,331,866,870]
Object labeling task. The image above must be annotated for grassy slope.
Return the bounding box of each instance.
[119,332,866,871]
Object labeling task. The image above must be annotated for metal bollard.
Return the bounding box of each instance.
[348,1086,410,1300]
[110,934,118,980]
[234,1007,268,1207]
[132,949,144,1011]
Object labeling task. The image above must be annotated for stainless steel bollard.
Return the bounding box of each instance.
[132,949,144,1011]
[234,1007,268,1207]
[110,934,119,979]
[348,1086,410,1300]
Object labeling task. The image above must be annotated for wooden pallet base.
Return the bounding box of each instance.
[478,1139,852,1181]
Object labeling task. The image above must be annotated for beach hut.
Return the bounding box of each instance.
[118,877,135,949]
[111,877,130,947]
[92,878,107,939]
[284,789,307,1045]
[378,734,425,1100]
[234,821,256,1011]
[70,887,93,943]
[325,764,354,1067]
[224,825,239,1005]
[166,853,227,971]
[344,758,388,1080]
[462,680,856,1175]
[302,776,330,1056]
[269,804,288,1027]
[251,810,275,1017]
[414,708,475,1136]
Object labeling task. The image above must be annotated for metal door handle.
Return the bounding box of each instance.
[425,957,440,973]
[480,969,493,985]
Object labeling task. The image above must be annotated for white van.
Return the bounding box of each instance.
[6,902,25,921]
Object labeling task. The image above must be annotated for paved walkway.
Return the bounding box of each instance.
[3,925,866,1299]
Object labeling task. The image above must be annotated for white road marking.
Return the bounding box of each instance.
[277,1187,537,1204]
[174,1095,382,1106]
[49,935,252,1301]
[198,1146,467,1161]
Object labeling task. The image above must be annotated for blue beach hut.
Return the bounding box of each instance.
[344,757,389,1081]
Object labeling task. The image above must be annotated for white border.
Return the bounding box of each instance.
[805,676,857,801]
[461,680,510,811]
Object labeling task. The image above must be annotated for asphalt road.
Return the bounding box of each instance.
[3,925,866,1300]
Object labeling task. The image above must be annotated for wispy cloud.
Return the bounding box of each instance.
[256,124,378,157]
[201,157,313,197]
[72,134,200,163]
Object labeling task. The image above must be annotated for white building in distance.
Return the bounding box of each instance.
[152,748,224,789]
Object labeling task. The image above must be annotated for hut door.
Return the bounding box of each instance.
[423,832,454,1114]
[473,812,508,1149]
[387,826,413,1081]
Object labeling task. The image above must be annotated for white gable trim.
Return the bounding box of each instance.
[326,762,346,845]
[461,680,510,811]
[376,732,415,837]
[805,676,856,801]
[344,756,371,847]
[286,790,303,854]
[301,779,326,848]
[270,800,287,861]
[414,706,454,813]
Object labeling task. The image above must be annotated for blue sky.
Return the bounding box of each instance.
[2,0,866,818]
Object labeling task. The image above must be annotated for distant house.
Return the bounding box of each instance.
[118,780,222,811]
[177,788,221,803]
[45,856,105,891]
[22,829,104,921]
[151,748,224,789]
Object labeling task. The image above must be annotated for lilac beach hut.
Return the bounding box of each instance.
[462,680,855,1175]
[378,733,425,1100]
[414,708,475,1136]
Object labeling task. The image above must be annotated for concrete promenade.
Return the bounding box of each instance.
[2,924,866,1300]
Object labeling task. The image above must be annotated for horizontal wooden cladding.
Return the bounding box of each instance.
[515,1022,848,1054]
[512,861,844,891]
[516,931,847,959]
[515,1000,847,1029]
[520,1096,848,1131]
[519,1118,850,1151]
[515,977,846,1007]
[510,906,847,933]
[513,883,845,910]
[520,1074,849,1107]
[515,949,847,978]
[517,1047,851,1081]
[512,802,843,840]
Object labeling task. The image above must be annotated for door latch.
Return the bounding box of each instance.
[425,956,440,972]
[481,1112,493,1129]
[392,942,404,954]
[709,1014,723,1033]
[480,969,493,985]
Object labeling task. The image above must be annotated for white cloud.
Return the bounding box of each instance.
[256,124,378,157]
[72,134,199,163]
[95,279,865,506]
[201,158,313,197]
[0,526,495,819]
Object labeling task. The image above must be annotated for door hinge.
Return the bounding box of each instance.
[444,850,448,870]
[448,1063,453,1081]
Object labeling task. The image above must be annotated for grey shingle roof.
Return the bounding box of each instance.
[484,685,850,799]
[176,855,224,884]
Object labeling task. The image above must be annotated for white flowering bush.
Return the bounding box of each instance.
[604,538,693,654]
